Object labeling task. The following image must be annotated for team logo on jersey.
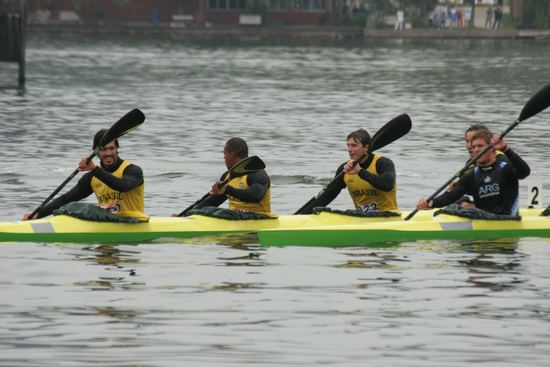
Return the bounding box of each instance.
[484,176,491,183]
[479,183,500,198]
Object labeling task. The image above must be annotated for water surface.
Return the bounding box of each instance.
[1,35,550,366]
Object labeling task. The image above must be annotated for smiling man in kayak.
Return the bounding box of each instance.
[300,128,398,214]
[194,137,272,216]
[23,129,148,221]
[416,129,530,215]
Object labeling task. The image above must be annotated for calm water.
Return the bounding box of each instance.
[1,35,550,366]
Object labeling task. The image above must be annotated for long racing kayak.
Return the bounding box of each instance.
[1,208,548,245]
[0,210,408,244]
[258,208,550,247]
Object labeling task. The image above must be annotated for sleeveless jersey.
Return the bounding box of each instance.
[91,160,149,221]
[343,154,397,212]
[224,174,271,215]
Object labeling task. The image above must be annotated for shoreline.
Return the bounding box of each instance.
[28,24,550,42]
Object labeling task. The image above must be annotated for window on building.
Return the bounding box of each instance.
[292,0,327,11]
[269,0,288,11]
[208,0,247,10]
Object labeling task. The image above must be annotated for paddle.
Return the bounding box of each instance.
[178,155,266,217]
[405,82,550,221]
[28,108,146,219]
[294,113,413,215]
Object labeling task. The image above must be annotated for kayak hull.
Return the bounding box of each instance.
[1,209,548,246]
[258,212,550,247]
[0,211,404,244]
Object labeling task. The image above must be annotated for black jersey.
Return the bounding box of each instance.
[433,149,530,215]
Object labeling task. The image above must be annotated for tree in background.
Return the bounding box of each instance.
[398,0,438,28]
[521,0,550,29]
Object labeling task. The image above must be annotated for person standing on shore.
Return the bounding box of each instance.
[457,6,463,28]
[493,5,503,30]
[395,8,404,31]
[450,6,457,28]
[463,6,472,28]
[485,5,494,29]
[438,4,447,30]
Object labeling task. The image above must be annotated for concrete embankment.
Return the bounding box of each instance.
[28,23,550,42]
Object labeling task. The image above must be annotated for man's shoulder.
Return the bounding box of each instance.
[123,161,144,176]
[375,155,395,168]
[249,169,269,180]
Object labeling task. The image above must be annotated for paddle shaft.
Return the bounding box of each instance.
[178,155,266,217]
[294,152,367,215]
[29,149,98,219]
[404,119,521,221]
[178,177,232,217]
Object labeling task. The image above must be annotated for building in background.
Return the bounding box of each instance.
[25,0,338,27]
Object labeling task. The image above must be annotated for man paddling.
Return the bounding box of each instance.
[23,129,148,221]
[194,137,273,215]
[299,128,398,214]
[451,124,527,204]
[416,129,530,215]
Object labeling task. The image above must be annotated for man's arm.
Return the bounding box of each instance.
[357,157,396,192]
[431,174,470,208]
[194,194,227,209]
[37,173,94,218]
[225,170,270,203]
[503,148,530,180]
[193,172,228,209]
[92,164,144,192]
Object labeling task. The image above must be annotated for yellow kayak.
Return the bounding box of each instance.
[1,209,547,246]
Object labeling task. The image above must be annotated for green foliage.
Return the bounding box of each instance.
[318,12,330,26]
[73,0,85,14]
[522,0,550,29]
[46,0,57,10]
[247,0,268,15]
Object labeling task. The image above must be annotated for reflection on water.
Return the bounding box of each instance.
[76,245,141,266]
[71,245,143,290]
[455,240,525,292]
[337,250,408,269]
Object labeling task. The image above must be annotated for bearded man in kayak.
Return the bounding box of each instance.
[300,128,398,214]
[194,137,272,215]
[417,129,530,215]
[23,129,148,221]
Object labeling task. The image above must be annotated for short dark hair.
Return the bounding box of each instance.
[225,137,248,158]
[470,129,492,145]
[465,123,490,138]
[347,129,371,146]
[93,129,119,150]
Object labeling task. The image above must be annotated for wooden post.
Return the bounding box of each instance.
[18,0,26,85]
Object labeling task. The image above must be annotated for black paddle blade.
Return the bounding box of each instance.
[368,113,412,153]
[518,82,550,122]
[100,108,145,146]
[227,155,266,181]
